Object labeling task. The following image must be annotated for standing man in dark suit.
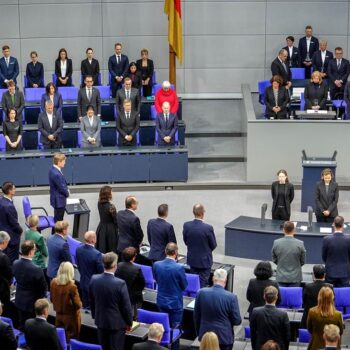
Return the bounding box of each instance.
[81,48,100,86]
[116,77,140,115]
[183,204,217,288]
[132,323,167,350]
[26,51,44,88]
[116,100,140,146]
[0,45,19,88]
[194,269,241,350]
[322,216,350,287]
[49,153,69,224]
[283,36,299,68]
[300,264,332,328]
[77,75,101,121]
[298,25,319,79]
[0,302,17,350]
[117,196,144,256]
[89,252,133,350]
[47,221,72,279]
[271,49,292,89]
[38,100,64,149]
[156,101,178,146]
[24,298,62,350]
[327,47,350,99]
[115,247,145,320]
[1,80,25,117]
[108,43,129,98]
[250,286,290,350]
[76,231,104,309]
[13,240,47,329]
[147,203,177,262]
[0,181,23,264]
[312,40,333,80]
[153,243,187,350]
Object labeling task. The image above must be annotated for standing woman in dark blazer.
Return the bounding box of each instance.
[96,185,118,253]
[271,169,294,221]
[304,71,328,110]
[55,48,73,87]
[136,48,154,97]
[126,62,142,90]
[41,82,63,115]
[315,168,339,223]
[264,75,290,119]
[2,108,22,151]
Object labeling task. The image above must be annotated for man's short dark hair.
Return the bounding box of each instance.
[2,45,9,51]
[86,47,93,53]
[2,181,14,195]
[103,252,118,269]
[313,264,326,279]
[115,42,122,48]
[21,240,35,256]
[333,216,344,229]
[84,75,93,81]
[335,47,343,52]
[165,242,178,256]
[86,104,95,112]
[286,36,294,42]
[264,286,278,303]
[305,25,313,30]
[125,196,137,209]
[283,221,295,234]
[254,261,273,280]
[158,204,168,217]
[34,298,49,316]
[122,247,137,262]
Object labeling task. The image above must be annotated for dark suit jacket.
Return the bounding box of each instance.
[298,36,319,63]
[271,57,292,85]
[315,180,338,218]
[1,90,25,116]
[282,46,299,68]
[304,82,328,110]
[76,243,104,294]
[89,272,133,330]
[0,56,19,86]
[116,111,140,146]
[40,93,63,116]
[0,319,17,350]
[116,88,140,114]
[24,317,62,350]
[153,258,188,310]
[312,50,333,75]
[271,181,294,217]
[264,86,289,118]
[47,234,72,279]
[26,62,44,87]
[136,59,154,80]
[81,58,100,86]
[0,249,13,305]
[183,219,217,269]
[38,111,63,146]
[250,305,290,350]
[322,232,350,279]
[147,218,177,261]
[117,209,144,253]
[55,59,73,86]
[115,262,145,304]
[194,285,241,346]
[132,340,167,350]
[0,196,22,246]
[108,54,129,83]
[13,258,47,312]
[327,58,350,92]
[156,112,178,146]
[77,87,101,118]
[48,166,69,209]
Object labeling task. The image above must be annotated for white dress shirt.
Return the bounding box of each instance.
[306,37,311,53]
[321,50,326,64]
[60,60,67,78]
[47,113,53,128]
[288,46,293,60]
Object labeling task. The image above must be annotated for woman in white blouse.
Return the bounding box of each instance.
[55,48,73,86]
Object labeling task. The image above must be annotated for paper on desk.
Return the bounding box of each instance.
[320,227,332,234]
[67,198,80,205]
[187,300,196,309]
[300,226,308,231]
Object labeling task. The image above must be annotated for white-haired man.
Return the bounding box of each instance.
[132,323,167,350]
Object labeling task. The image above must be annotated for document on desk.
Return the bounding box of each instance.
[187,300,196,309]
[67,198,80,205]
[320,227,332,234]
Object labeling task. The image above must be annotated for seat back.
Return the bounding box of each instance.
[70,339,102,350]
[37,131,43,149]
[134,263,155,289]
[0,88,7,102]
[116,130,140,146]
[52,74,57,85]
[278,287,303,309]
[0,316,14,329]
[184,273,200,297]
[301,92,305,111]
[152,70,157,85]
[77,130,83,148]
[22,196,32,219]
[25,87,46,102]
[58,87,78,101]
[291,67,305,80]
[150,105,157,120]
[0,133,6,151]
[56,327,68,350]
[334,287,350,314]
[258,80,270,105]
[152,83,175,96]
[244,326,251,339]
[298,328,311,343]
[67,235,82,265]
[95,85,110,99]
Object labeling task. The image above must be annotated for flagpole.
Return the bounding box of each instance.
[169,44,176,86]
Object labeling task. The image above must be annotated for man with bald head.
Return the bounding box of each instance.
[183,204,217,288]
[271,49,292,89]
[155,101,178,146]
[76,231,104,308]
[312,39,333,78]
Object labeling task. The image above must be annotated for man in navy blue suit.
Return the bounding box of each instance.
[49,153,69,224]
[183,204,217,288]
[312,40,333,79]
[0,45,19,88]
[47,221,72,279]
[147,203,177,262]
[0,181,23,263]
[322,216,350,287]
[156,102,178,146]
[194,269,241,350]
[13,240,47,329]
[25,51,44,88]
[76,231,104,308]
[298,25,319,79]
[89,252,133,350]
[108,43,129,98]
[153,243,187,350]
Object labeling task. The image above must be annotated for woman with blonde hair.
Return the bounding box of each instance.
[50,261,82,340]
[307,287,343,350]
[200,331,220,350]
[304,70,328,110]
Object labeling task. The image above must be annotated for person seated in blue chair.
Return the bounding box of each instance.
[41,82,63,116]
[304,71,328,111]
[26,51,44,88]
[116,99,140,146]
[80,105,101,148]
[156,101,178,146]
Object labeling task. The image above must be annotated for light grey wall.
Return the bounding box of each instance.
[0,0,349,93]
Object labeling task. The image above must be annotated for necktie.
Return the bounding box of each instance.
[88,89,91,100]
[6,58,9,67]
[165,114,168,126]
[126,90,130,99]
[126,112,130,119]
[11,94,14,105]
[117,56,120,64]
[282,61,287,72]
[337,60,341,69]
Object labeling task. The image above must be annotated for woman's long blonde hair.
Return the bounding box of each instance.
[316,287,336,317]
[55,261,75,286]
[200,332,220,350]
